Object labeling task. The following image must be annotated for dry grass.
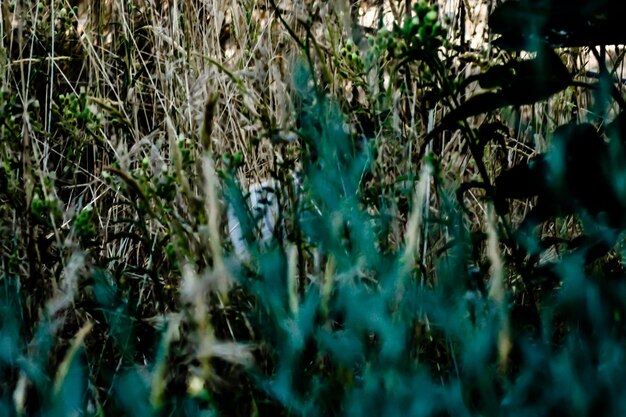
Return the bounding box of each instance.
[1,0,623,415]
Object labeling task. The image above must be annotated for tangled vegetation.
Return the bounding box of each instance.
[2,0,626,416]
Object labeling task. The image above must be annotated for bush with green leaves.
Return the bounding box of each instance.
[222,56,626,417]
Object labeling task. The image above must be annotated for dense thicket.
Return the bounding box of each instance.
[2,1,626,416]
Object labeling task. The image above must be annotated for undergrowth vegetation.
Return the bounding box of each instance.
[2,0,626,416]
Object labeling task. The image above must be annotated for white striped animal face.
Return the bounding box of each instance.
[247,181,280,243]
[226,170,310,263]
[227,180,281,261]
